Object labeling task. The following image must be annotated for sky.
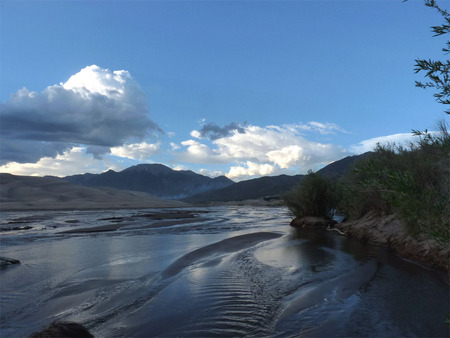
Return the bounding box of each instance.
[0,0,447,181]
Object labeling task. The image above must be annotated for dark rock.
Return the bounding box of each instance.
[290,217,330,228]
[328,220,338,228]
[2,225,33,232]
[0,256,21,268]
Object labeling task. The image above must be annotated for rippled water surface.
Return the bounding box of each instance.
[0,206,448,337]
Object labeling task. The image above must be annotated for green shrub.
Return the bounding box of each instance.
[339,121,450,244]
[283,121,449,244]
[283,171,335,219]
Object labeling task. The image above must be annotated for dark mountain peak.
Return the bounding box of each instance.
[175,169,198,176]
[63,163,233,199]
[212,175,234,184]
[121,163,173,175]
[317,152,373,180]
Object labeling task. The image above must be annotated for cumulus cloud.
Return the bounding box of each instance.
[110,142,161,160]
[179,140,228,164]
[0,147,112,177]
[227,161,275,179]
[177,123,347,179]
[0,65,160,164]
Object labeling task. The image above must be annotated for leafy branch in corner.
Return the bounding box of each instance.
[414,0,450,114]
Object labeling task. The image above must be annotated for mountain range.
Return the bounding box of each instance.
[182,153,369,203]
[63,164,234,199]
[62,153,368,203]
[0,153,369,210]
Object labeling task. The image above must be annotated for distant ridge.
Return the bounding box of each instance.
[183,174,304,203]
[63,163,234,199]
[182,153,371,203]
[0,173,185,211]
[317,152,373,179]
[57,153,371,203]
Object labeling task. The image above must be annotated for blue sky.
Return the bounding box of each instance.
[0,0,447,180]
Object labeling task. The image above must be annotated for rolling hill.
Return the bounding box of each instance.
[0,173,185,211]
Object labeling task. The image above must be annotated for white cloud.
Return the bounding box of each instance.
[62,65,131,98]
[350,132,418,154]
[306,121,349,135]
[170,142,180,150]
[172,165,188,171]
[1,65,159,164]
[227,161,275,179]
[283,121,350,135]
[198,168,226,178]
[110,142,161,160]
[179,139,228,164]
[190,130,202,139]
[0,147,110,177]
[176,123,347,179]
[266,145,305,169]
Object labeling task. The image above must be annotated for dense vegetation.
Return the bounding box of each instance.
[283,171,335,219]
[284,122,450,245]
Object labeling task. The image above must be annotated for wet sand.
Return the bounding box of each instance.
[59,210,209,234]
[162,232,283,278]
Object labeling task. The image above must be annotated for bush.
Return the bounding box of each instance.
[283,171,335,219]
[339,120,450,244]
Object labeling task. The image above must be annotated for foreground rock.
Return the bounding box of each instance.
[336,212,449,271]
[0,257,21,268]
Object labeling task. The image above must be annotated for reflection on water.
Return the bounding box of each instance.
[0,206,448,337]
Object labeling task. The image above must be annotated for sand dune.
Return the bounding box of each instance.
[0,173,186,211]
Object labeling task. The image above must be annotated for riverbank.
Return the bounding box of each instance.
[335,212,449,271]
[290,213,449,271]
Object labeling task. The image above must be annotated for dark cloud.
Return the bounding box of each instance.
[85,145,111,159]
[0,139,69,164]
[198,122,247,140]
[0,66,161,165]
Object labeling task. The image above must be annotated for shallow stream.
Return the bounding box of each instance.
[0,206,448,337]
